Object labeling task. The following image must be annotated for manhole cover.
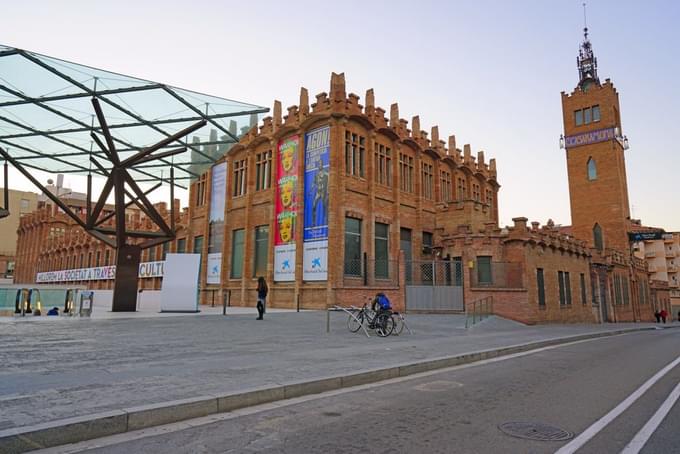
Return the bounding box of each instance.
[498,422,574,441]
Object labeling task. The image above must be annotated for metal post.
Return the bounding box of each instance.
[363,252,368,286]
[211,289,215,307]
[222,290,229,315]
[326,309,330,333]
[432,260,436,286]
[296,293,300,312]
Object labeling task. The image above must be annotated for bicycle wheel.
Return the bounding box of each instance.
[392,313,404,335]
[375,313,395,337]
[347,311,364,333]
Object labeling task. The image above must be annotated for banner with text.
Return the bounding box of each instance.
[303,126,330,280]
[36,261,165,283]
[274,135,299,281]
[207,162,227,284]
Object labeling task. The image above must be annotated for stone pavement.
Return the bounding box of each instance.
[0,309,671,433]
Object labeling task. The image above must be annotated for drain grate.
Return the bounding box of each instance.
[498,422,574,442]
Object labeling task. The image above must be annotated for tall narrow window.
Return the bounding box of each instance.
[440,170,452,202]
[374,222,389,279]
[565,272,572,305]
[587,157,597,180]
[592,105,601,122]
[374,143,392,186]
[580,273,587,305]
[584,107,592,124]
[195,174,207,206]
[558,271,566,305]
[537,268,546,306]
[255,151,272,191]
[193,236,204,279]
[477,256,492,286]
[421,162,433,199]
[575,109,583,126]
[253,225,269,277]
[176,238,186,254]
[400,228,412,283]
[345,131,365,177]
[399,153,414,192]
[344,218,362,276]
[230,230,244,279]
[593,223,604,251]
[105,250,110,265]
[162,241,169,260]
[233,159,247,197]
[457,177,467,201]
[95,251,101,267]
[422,232,433,255]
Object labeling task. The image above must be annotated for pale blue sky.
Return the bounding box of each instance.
[1,0,679,230]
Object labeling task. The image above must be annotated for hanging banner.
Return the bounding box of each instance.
[207,162,227,284]
[303,126,330,280]
[274,135,299,281]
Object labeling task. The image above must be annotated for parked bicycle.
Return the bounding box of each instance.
[347,298,394,337]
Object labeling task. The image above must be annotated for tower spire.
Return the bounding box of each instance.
[577,2,599,90]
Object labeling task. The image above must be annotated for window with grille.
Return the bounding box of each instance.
[345,131,365,177]
[255,151,272,191]
[233,159,247,197]
[344,217,362,276]
[176,238,186,254]
[399,153,414,193]
[486,189,493,210]
[374,143,392,186]
[374,222,389,279]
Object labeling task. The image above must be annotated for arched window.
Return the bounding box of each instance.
[587,157,597,180]
[593,223,604,250]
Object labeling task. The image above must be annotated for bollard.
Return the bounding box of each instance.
[296,293,300,312]
[32,288,42,316]
[326,309,330,333]
[222,290,230,315]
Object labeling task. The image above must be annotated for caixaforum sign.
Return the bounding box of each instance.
[36,261,165,283]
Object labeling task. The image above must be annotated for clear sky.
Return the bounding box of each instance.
[1,0,679,230]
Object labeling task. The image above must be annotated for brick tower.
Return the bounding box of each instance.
[561,26,631,252]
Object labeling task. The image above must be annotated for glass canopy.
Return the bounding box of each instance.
[0,45,268,188]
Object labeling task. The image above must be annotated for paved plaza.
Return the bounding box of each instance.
[0,308,669,435]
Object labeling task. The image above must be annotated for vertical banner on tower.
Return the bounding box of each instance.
[274,135,299,281]
[207,162,226,284]
[303,126,330,281]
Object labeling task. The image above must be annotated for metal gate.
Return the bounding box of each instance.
[405,259,464,312]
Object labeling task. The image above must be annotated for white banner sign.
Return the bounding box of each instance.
[206,252,222,284]
[303,240,328,281]
[36,261,165,283]
[160,253,200,312]
[274,244,295,281]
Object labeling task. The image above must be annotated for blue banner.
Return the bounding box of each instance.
[304,126,330,241]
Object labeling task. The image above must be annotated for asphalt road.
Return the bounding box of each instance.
[41,328,680,454]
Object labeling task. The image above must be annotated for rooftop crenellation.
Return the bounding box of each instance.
[238,73,497,178]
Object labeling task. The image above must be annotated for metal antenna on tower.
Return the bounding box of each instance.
[583,2,588,38]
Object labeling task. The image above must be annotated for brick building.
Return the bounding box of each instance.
[180,73,501,311]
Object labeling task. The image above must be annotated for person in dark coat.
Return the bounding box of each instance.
[654,310,661,323]
[256,276,268,320]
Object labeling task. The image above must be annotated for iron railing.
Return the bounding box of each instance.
[343,255,399,287]
[405,259,462,286]
[465,296,493,328]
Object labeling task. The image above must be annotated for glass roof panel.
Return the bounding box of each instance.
[0,45,268,184]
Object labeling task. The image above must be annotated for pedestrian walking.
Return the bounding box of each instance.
[256,276,268,320]
[654,310,661,323]
[660,309,668,324]
[677,310,680,323]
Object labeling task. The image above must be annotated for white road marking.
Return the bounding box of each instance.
[619,381,680,454]
[555,354,680,454]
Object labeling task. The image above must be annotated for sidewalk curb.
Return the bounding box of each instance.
[0,326,657,453]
